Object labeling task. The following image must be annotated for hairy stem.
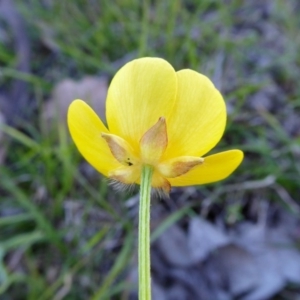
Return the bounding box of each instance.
[138,165,153,300]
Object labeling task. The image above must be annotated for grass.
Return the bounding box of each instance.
[1,0,300,299]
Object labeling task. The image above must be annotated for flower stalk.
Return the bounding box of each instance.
[138,165,153,300]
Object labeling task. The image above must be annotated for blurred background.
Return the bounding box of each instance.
[0,0,300,299]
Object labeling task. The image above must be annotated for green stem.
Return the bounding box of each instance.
[138,165,153,300]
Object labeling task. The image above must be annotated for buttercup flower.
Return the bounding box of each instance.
[68,57,243,194]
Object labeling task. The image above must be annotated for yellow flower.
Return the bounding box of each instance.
[68,57,243,194]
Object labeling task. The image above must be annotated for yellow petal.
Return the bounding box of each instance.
[106,57,177,151]
[163,70,226,159]
[68,100,119,176]
[102,133,138,166]
[168,150,243,186]
[158,156,204,178]
[140,117,168,165]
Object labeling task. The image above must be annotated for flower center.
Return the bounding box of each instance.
[102,117,204,193]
